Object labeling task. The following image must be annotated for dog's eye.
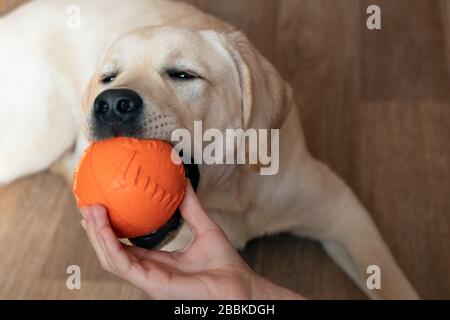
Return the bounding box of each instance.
[100,73,118,84]
[167,69,198,81]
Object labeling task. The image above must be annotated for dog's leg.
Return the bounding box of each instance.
[50,133,89,185]
[291,158,419,299]
[0,82,80,185]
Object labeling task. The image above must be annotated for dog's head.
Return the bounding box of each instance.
[82,26,294,248]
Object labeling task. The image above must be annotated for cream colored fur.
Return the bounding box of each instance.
[0,0,418,299]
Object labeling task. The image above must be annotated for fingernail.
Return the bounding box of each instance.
[80,207,89,218]
[80,219,86,230]
[92,210,99,228]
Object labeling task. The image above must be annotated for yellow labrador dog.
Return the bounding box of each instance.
[0,0,418,299]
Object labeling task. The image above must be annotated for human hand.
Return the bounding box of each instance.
[80,181,303,300]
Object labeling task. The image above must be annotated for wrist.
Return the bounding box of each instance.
[249,274,267,299]
[250,273,304,300]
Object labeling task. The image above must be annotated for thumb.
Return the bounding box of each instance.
[179,180,219,236]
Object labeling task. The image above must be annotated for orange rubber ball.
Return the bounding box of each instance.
[73,137,186,238]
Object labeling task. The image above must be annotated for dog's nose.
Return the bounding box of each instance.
[93,89,143,123]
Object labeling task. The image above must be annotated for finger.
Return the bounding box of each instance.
[90,206,133,273]
[84,206,115,273]
[99,226,164,292]
[179,180,219,236]
[88,208,170,295]
[98,222,140,277]
[90,205,125,275]
[90,208,179,268]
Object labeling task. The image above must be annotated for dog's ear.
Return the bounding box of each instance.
[221,31,295,131]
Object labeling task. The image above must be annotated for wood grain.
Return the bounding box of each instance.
[0,0,449,299]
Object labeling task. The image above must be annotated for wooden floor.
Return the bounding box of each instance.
[0,0,449,299]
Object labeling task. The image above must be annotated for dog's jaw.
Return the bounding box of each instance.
[128,161,200,249]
